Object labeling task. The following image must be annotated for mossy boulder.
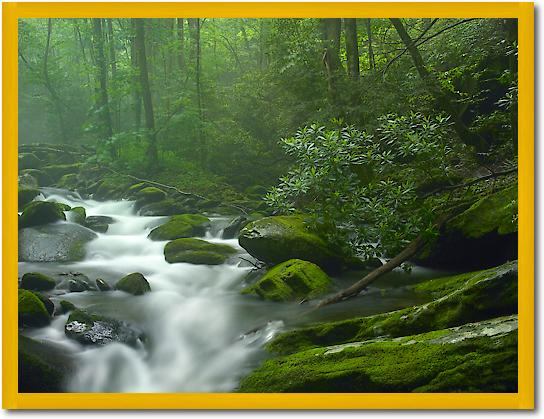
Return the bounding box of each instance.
[268,261,517,355]
[18,187,40,210]
[242,259,332,302]
[19,335,72,392]
[56,173,79,189]
[136,187,167,204]
[59,300,76,314]
[41,163,82,183]
[18,289,50,327]
[164,238,236,265]
[138,199,191,216]
[238,216,344,273]
[65,309,143,346]
[67,206,86,225]
[416,185,518,270]
[126,182,149,197]
[85,215,114,233]
[148,214,210,241]
[20,272,56,291]
[93,176,132,201]
[115,272,151,295]
[238,315,518,393]
[19,201,66,228]
[19,172,39,189]
[19,169,53,187]
[19,222,97,262]
[19,152,44,170]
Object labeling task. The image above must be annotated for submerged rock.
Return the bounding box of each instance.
[222,215,250,239]
[238,216,344,273]
[85,215,114,233]
[242,259,332,302]
[64,309,143,347]
[268,261,517,354]
[18,289,50,327]
[19,201,66,228]
[238,315,518,393]
[416,185,518,270]
[96,278,112,291]
[19,335,73,392]
[115,272,151,295]
[164,238,236,265]
[20,272,56,291]
[148,214,210,241]
[19,222,97,262]
[68,278,92,293]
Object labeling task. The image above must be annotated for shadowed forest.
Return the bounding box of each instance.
[18,17,518,393]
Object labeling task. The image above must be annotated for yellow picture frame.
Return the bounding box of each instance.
[3,2,534,409]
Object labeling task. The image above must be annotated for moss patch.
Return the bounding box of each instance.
[18,289,50,327]
[242,259,332,302]
[115,272,151,295]
[164,238,236,265]
[19,201,66,228]
[21,272,56,291]
[41,163,82,183]
[148,214,210,241]
[136,186,167,204]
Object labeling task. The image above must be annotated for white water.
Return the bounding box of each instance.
[22,188,284,392]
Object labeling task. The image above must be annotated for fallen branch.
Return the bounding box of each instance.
[316,213,452,308]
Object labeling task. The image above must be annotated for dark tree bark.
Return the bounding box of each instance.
[365,19,376,70]
[134,18,158,169]
[130,20,142,129]
[91,18,114,151]
[344,18,360,80]
[177,18,185,71]
[321,18,342,109]
[106,19,120,132]
[389,18,487,151]
[188,18,205,165]
[44,19,69,143]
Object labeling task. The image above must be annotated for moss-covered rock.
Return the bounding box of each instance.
[19,152,44,170]
[148,214,210,241]
[19,172,39,189]
[65,309,143,346]
[18,187,40,210]
[85,215,114,233]
[242,259,332,302]
[115,272,151,295]
[59,300,76,314]
[95,278,112,291]
[238,216,344,273]
[21,272,56,291]
[416,185,518,270]
[126,182,148,196]
[164,238,236,265]
[41,163,82,183]
[19,201,66,228]
[67,206,86,225]
[136,186,167,204]
[56,173,79,189]
[138,199,191,216]
[268,261,517,355]
[238,315,518,393]
[19,169,54,187]
[33,292,55,316]
[18,289,50,327]
[93,176,132,201]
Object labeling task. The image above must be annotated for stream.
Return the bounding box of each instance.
[19,187,452,392]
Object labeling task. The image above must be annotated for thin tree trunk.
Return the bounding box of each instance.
[134,18,158,169]
[44,19,69,143]
[91,18,114,154]
[130,20,142,129]
[106,19,120,132]
[177,18,185,71]
[321,18,342,109]
[344,18,360,80]
[365,18,376,70]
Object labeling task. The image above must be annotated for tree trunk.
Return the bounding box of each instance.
[189,18,205,165]
[134,18,158,170]
[321,18,342,109]
[106,19,120,132]
[389,18,487,151]
[130,20,142,129]
[44,19,69,143]
[365,18,376,70]
[91,18,114,153]
[177,18,185,71]
[344,18,360,80]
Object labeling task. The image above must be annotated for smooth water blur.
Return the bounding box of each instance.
[20,188,451,392]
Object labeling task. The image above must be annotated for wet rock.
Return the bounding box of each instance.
[19,152,44,170]
[138,199,193,216]
[115,272,151,295]
[18,289,50,327]
[19,222,97,262]
[59,300,76,314]
[64,309,143,347]
[19,201,66,228]
[19,169,53,187]
[238,216,344,273]
[242,259,332,302]
[415,185,518,270]
[222,215,250,239]
[19,172,38,189]
[56,173,78,189]
[96,278,112,291]
[67,206,86,225]
[41,163,82,184]
[18,187,40,211]
[164,238,236,265]
[69,278,91,293]
[136,186,167,203]
[85,215,114,233]
[20,272,56,291]
[239,315,518,393]
[148,214,210,241]
[33,292,55,316]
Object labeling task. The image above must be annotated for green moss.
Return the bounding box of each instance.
[18,345,64,392]
[21,272,56,291]
[127,182,148,196]
[268,261,517,354]
[19,201,66,228]
[18,187,40,210]
[239,316,518,393]
[69,206,86,225]
[448,185,518,238]
[56,173,78,189]
[59,300,76,313]
[136,186,167,203]
[93,176,133,200]
[164,238,236,265]
[115,272,151,295]
[41,163,82,183]
[238,215,344,273]
[148,214,210,241]
[18,289,50,327]
[242,259,332,302]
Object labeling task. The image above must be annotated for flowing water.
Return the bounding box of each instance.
[20,187,452,392]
